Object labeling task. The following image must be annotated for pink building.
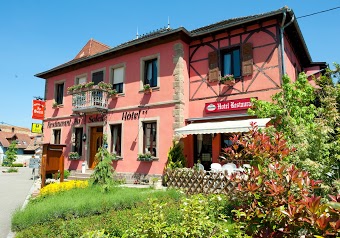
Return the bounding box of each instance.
[36,7,326,180]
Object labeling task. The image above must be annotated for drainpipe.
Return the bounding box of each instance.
[280,8,295,76]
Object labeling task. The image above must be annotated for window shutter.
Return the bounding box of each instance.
[241,43,253,76]
[113,67,124,84]
[208,51,219,82]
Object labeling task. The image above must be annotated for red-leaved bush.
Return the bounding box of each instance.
[223,123,339,237]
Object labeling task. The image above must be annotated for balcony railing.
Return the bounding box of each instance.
[70,89,109,113]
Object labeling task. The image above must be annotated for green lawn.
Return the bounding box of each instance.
[12,186,183,236]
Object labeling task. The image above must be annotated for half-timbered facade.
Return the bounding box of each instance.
[36,7,326,179]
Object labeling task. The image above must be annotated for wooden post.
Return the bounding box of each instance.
[41,154,47,188]
[59,154,64,182]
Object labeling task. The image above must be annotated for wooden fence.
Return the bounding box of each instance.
[164,169,239,195]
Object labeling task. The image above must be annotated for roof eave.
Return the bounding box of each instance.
[35,27,191,79]
[190,8,286,37]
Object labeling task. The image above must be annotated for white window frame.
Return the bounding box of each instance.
[74,73,87,85]
[52,128,62,144]
[91,67,106,84]
[140,53,160,90]
[138,117,160,157]
[108,122,124,158]
[72,126,84,156]
[54,79,65,105]
[109,63,126,94]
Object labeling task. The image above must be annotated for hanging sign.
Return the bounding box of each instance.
[31,123,43,133]
[32,100,45,120]
[205,98,255,113]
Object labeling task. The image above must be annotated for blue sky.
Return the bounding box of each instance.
[0,0,339,129]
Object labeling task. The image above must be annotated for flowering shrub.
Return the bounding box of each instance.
[97,81,112,90]
[40,180,89,196]
[67,82,94,92]
[108,89,117,96]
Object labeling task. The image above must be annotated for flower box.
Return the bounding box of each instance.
[137,153,156,162]
[219,74,236,85]
[110,153,123,161]
[69,152,81,160]
[108,89,118,98]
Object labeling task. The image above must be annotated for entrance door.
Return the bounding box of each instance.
[194,134,212,170]
[89,126,103,169]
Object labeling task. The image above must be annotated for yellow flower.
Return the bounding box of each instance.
[40,180,88,196]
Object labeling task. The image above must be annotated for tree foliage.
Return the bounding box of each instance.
[248,71,340,188]
[166,140,186,169]
[90,135,114,192]
[4,141,18,166]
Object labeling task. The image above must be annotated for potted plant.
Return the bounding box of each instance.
[52,100,58,108]
[143,84,152,93]
[138,152,153,161]
[108,89,118,98]
[110,152,122,161]
[219,74,235,85]
[69,152,80,160]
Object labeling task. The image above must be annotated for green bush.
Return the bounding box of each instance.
[123,194,234,237]
[225,124,340,237]
[12,163,23,167]
[57,170,70,179]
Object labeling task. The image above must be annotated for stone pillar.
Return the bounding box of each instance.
[172,43,185,141]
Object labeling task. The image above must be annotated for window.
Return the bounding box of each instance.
[143,122,157,156]
[55,82,64,105]
[221,48,241,78]
[73,128,83,156]
[144,59,158,87]
[221,133,233,148]
[53,129,61,144]
[76,76,86,85]
[110,124,122,156]
[111,67,124,93]
[92,71,104,85]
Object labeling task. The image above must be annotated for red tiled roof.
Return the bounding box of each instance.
[73,39,110,60]
[0,132,10,147]
[25,136,42,151]
[0,132,35,149]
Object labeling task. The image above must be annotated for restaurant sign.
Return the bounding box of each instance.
[32,100,45,120]
[205,98,254,113]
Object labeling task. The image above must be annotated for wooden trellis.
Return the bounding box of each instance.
[164,169,239,195]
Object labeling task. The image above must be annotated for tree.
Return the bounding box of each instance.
[4,141,18,166]
[166,140,186,169]
[248,71,340,190]
[89,135,114,192]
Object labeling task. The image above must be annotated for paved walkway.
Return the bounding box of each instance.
[0,167,35,238]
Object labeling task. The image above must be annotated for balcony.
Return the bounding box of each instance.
[70,89,109,113]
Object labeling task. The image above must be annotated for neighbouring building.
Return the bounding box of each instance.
[0,124,42,165]
[35,7,326,179]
